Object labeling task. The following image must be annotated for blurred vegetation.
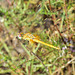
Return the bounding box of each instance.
[0,0,75,75]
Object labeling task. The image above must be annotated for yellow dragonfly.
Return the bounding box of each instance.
[17,33,60,50]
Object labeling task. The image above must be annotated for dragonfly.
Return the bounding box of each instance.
[17,33,60,50]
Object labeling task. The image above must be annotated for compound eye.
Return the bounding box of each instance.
[18,34,22,39]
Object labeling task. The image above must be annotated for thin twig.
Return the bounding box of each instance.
[31,52,49,74]
[48,0,66,44]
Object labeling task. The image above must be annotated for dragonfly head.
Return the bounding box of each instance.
[17,33,24,40]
